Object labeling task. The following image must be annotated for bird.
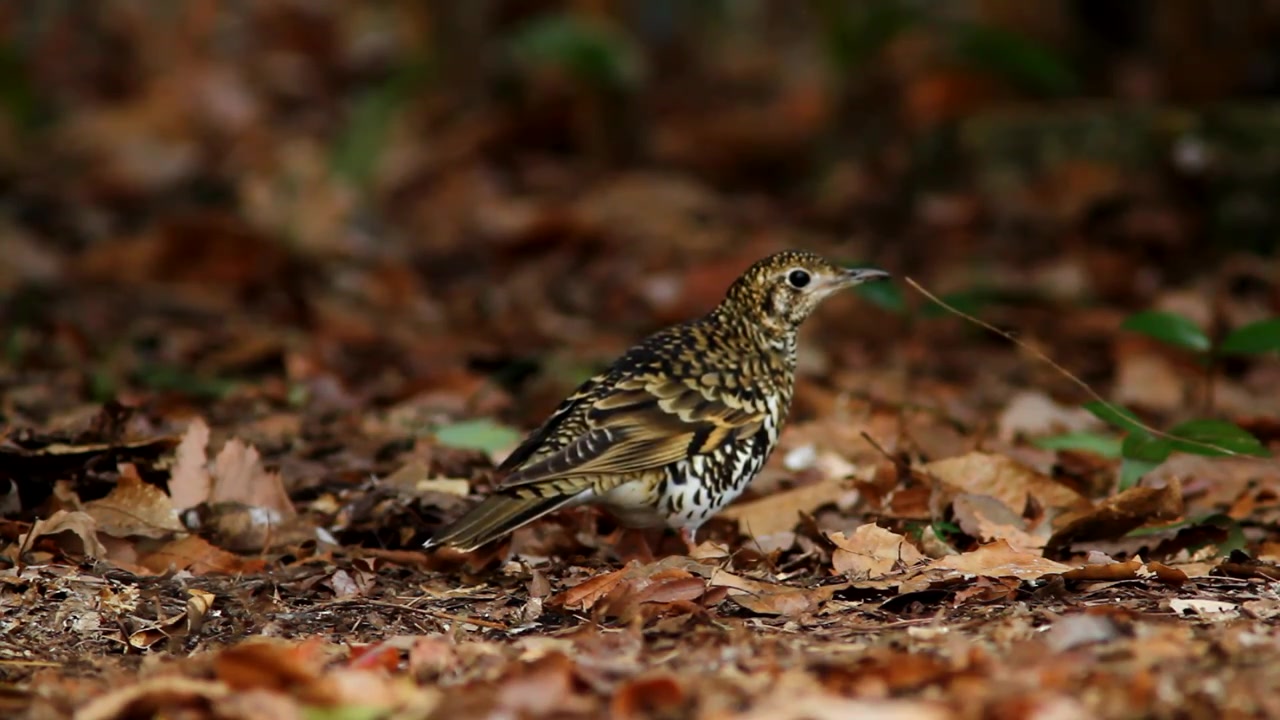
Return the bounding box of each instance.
[423,250,891,554]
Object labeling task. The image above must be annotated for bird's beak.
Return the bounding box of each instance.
[839,267,892,286]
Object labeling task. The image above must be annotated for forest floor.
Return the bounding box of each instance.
[4,4,1280,719]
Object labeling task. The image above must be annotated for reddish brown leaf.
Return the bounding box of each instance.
[610,675,685,719]
[137,534,266,575]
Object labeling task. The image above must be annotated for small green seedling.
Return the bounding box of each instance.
[1121,311,1280,411]
[1093,402,1268,490]
[1038,402,1269,491]
[1122,311,1280,357]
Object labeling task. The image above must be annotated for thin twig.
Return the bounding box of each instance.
[902,276,1252,459]
[352,599,511,630]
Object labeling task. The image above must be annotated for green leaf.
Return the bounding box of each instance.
[0,44,48,134]
[1120,310,1211,353]
[331,58,433,187]
[135,364,236,401]
[1219,318,1280,355]
[813,0,918,74]
[1032,432,1122,458]
[854,280,906,314]
[1118,457,1161,491]
[1121,432,1174,464]
[1083,401,1151,437]
[508,14,643,92]
[951,23,1078,95]
[434,418,522,456]
[1167,418,1270,457]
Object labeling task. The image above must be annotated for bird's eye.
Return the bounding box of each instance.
[787,269,811,288]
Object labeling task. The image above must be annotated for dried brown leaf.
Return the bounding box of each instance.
[708,568,840,616]
[19,510,107,559]
[138,534,267,575]
[1047,478,1184,553]
[926,451,1086,516]
[630,574,706,605]
[1061,557,1188,585]
[555,566,632,612]
[169,417,212,511]
[926,539,1073,581]
[210,438,296,518]
[128,611,190,650]
[952,493,1047,550]
[829,524,925,578]
[84,463,184,539]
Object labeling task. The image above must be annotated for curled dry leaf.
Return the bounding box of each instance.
[829,523,925,579]
[925,451,1088,517]
[1061,557,1188,585]
[84,463,184,539]
[128,610,191,650]
[186,589,215,636]
[19,510,108,559]
[1046,478,1184,554]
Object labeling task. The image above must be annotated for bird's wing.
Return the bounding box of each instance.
[497,372,767,489]
[495,376,601,474]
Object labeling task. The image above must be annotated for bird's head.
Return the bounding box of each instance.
[720,250,891,340]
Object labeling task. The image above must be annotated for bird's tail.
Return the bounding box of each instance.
[423,492,578,552]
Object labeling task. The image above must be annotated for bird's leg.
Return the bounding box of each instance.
[680,527,699,555]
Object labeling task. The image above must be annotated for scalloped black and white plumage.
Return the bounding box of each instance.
[423,251,890,552]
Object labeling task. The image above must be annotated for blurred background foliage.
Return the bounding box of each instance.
[4,1,1280,252]
[0,0,1278,421]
